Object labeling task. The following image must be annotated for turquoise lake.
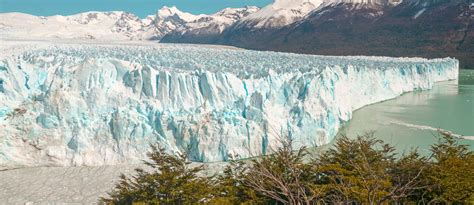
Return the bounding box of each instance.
[338,69,474,154]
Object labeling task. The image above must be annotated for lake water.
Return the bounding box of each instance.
[339,69,474,155]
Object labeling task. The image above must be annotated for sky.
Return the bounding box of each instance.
[0,0,272,18]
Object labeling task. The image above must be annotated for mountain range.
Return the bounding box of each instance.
[0,0,472,68]
[0,6,259,40]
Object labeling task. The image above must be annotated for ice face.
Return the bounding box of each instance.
[0,41,458,167]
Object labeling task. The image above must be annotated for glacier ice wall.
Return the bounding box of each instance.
[0,41,458,167]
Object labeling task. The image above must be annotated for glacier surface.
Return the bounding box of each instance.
[0,40,458,167]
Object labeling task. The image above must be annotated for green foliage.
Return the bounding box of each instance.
[390,150,429,203]
[315,134,429,204]
[210,161,267,204]
[103,133,474,204]
[100,144,214,204]
[242,139,324,204]
[421,133,474,204]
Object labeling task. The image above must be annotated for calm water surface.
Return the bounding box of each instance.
[339,69,474,154]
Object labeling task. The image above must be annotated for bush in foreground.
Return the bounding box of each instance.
[101,133,474,204]
[100,145,214,204]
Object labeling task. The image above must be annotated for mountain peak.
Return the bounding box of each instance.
[155,6,203,23]
[271,0,324,9]
[157,6,182,17]
[237,0,324,28]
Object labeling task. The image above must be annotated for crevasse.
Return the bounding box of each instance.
[0,42,458,167]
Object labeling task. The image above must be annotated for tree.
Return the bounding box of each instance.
[100,144,214,204]
[316,134,426,205]
[210,160,268,204]
[388,150,430,203]
[422,132,474,204]
[242,138,325,205]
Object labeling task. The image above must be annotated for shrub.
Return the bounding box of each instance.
[100,145,214,204]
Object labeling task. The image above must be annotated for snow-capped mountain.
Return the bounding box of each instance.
[145,6,259,40]
[0,11,146,40]
[160,6,260,44]
[227,0,403,30]
[183,7,260,33]
[162,0,472,69]
[234,0,325,29]
[321,0,403,8]
[111,12,147,38]
[160,0,404,43]
[141,6,206,40]
[0,6,259,41]
[0,0,406,41]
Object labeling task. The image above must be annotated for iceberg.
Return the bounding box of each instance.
[0,41,458,167]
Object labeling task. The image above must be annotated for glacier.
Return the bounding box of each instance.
[0,40,458,167]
